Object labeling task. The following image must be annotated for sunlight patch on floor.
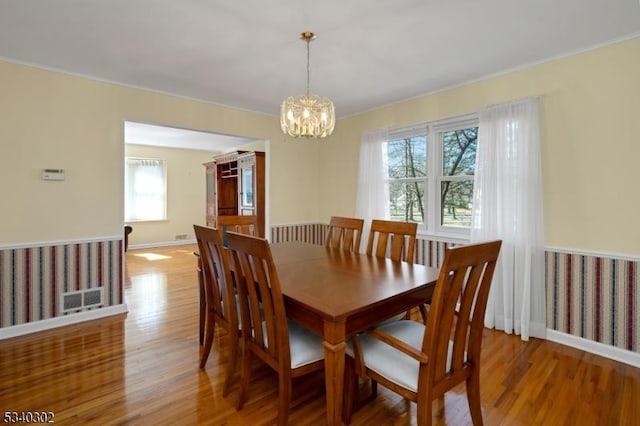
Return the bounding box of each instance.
[133,252,172,261]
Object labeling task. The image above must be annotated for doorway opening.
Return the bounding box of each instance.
[123,121,269,249]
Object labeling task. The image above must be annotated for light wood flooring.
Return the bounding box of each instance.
[1,245,639,425]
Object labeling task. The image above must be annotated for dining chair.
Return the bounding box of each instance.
[195,254,205,345]
[325,216,364,252]
[365,219,425,323]
[193,225,239,396]
[226,231,325,426]
[366,219,417,262]
[196,215,258,347]
[343,240,502,426]
[217,215,260,239]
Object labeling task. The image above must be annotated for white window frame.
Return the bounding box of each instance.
[431,114,479,236]
[386,124,428,225]
[124,157,168,222]
[387,113,478,238]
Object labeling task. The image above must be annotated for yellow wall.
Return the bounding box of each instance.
[1,37,638,255]
[0,61,321,246]
[321,37,640,255]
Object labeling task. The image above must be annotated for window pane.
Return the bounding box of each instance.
[386,136,427,178]
[443,128,477,176]
[389,181,425,224]
[441,180,473,228]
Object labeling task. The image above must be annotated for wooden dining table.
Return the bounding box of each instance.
[270,241,440,426]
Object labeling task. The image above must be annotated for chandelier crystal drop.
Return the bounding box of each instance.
[280,31,335,138]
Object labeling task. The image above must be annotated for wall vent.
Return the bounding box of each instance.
[63,293,82,311]
[61,288,104,313]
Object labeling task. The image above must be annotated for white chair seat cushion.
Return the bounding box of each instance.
[349,321,424,392]
[348,320,458,393]
[287,320,325,368]
[260,320,324,369]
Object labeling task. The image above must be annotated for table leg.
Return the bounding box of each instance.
[323,321,346,426]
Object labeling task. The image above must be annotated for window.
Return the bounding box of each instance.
[385,115,478,235]
[386,128,427,224]
[125,158,167,222]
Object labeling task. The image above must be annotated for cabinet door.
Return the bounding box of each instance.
[240,165,254,209]
[238,154,256,216]
[206,165,215,217]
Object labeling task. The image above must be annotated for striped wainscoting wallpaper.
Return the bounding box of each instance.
[270,223,639,355]
[271,223,328,245]
[546,251,638,353]
[270,223,455,265]
[414,238,457,267]
[0,239,124,328]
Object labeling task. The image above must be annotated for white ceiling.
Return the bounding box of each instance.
[1,0,639,122]
[124,121,257,152]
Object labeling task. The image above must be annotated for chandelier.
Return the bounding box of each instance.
[280,31,335,138]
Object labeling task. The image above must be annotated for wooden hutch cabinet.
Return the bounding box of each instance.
[204,150,265,237]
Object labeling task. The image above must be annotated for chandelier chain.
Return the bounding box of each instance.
[306,37,310,97]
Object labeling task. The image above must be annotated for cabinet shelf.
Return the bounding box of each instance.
[221,167,238,176]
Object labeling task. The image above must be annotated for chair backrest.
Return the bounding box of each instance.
[217,215,259,237]
[226,231,290,370]
[421,240,501,392]
[193,225,238,330]
[325,216,364,252]
[366,219,417,262]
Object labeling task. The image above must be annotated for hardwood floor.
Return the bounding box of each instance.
[1,245,638,425]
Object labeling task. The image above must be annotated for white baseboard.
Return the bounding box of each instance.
[546,329,640,368]
[0,304,128,340]
[128,239,196,250]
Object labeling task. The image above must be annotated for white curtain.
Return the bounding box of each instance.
[125,158,167,221]
[355,128,389,251]
[470,97,546,340]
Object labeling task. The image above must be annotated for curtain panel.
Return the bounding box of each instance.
[355,128,389,250]
[124,158,167,222]
[471,97,546,340]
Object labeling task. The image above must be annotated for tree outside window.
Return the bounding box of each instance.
[386,135,426,224]
[440,128,477,228]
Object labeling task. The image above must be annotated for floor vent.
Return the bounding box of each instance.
[61,288,104,313]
